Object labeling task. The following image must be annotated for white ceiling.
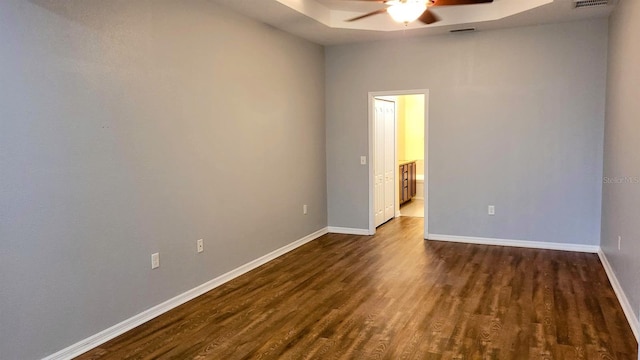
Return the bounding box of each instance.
[209,0,616,45]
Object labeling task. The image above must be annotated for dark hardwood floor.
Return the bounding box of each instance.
[77,217,637,359]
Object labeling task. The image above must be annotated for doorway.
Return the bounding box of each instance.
[368,90,429,238]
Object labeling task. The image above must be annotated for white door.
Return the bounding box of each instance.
[374,99,395,227]
[383,101,395,221]
[374,101,385,227]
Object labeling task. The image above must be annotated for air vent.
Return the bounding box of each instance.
[450,28,476,33]
[574,0,609,8]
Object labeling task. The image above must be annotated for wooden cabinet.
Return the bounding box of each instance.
[399,161,417,205]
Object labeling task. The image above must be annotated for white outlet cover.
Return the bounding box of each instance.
[151,253,160,269]
[488,205,495,215]
[197,239,204,253]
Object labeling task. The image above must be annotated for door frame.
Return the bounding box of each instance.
[368,89,430,238]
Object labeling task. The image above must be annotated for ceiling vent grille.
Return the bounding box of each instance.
[574,0,609,8]
[450,28,476,33]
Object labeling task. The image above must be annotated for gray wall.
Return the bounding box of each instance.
[0,1,326,359]
[326,19,608,245]
[602,0,640,322]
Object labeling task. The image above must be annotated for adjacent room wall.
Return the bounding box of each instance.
[401,95,425,176]
[0,1,326,359]
[397,96,407,161]
[601,0,640,324]
[326,19,608,244]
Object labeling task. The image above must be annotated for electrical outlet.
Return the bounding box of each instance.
[488,205,495,215]
[197,239,204,253]
[303,204,308,215]
[360,156,367,165]
[618,236,621,251]
[151,253,160,269]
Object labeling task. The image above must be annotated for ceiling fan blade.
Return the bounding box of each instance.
[346,8,388,22]
[418,8,440,24]
[431,0,493,6]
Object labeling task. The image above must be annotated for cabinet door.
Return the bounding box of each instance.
[402,183,409,204]
[399,165,404,204]
[407,163,412,199]
[409,162,417,197]
[398,164,409,204]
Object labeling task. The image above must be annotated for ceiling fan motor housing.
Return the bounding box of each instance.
[345,0,493,25]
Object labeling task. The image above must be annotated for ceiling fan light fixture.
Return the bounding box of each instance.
[387,1,428,24]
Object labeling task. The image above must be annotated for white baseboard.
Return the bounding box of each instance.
[427,234,599,253]
[327,226,371,236]
[43,227,329,360]
[597,250,639,341]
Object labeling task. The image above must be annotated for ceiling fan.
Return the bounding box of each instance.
[345,0,494,25]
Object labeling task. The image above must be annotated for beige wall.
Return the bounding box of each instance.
[0,1,326,359]
[397,94,425,176]
[396,96,407,161]
[327,19,607,243]
[601,0,640,329]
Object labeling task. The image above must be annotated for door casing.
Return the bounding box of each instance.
[367,89,430,238]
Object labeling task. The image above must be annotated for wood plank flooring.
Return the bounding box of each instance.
[76,217,637,359]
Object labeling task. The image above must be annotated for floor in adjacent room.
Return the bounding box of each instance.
[400,198,424,217]
[76,217,637,359]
